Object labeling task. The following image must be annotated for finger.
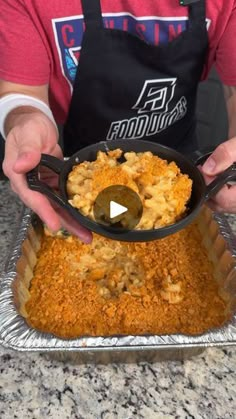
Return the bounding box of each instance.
[39,165,60,190]
[202,138,236,176]
[5,148,61,231]
[10,181,17,194]
[54,205,93,244]
[5,122,62,175]
[14,144,63,174]
[4,132,41,174]
[206,185,236,213]
[206,200,224,213]
[11,165,91,241]
[51,144,64,160]
[198,166,215,186]
[14,150,42,173]
[39,172,59,190]
[11,171,61,231]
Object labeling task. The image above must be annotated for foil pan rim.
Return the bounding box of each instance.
[0,207,236,352]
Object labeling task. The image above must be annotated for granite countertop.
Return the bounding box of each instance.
[0,179,236,419]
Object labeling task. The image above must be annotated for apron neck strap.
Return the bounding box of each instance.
[81,0,103,29]
[188,0,206,25]
[80,0,206,30]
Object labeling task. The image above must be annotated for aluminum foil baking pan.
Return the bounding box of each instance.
[0,206,236,362]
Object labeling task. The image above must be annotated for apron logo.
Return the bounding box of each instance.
[132,78,176,114]
[107,79,187,141]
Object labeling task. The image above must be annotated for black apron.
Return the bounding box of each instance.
[63,0,208,156]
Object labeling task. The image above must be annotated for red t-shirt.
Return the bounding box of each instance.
[0,0,236,123]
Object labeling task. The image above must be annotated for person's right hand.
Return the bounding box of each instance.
[3,111,92,243]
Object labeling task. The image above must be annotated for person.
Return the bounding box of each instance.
[0,0,236,244]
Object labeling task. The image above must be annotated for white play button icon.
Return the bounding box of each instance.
[110,200,128,219]
[93,185,143,230]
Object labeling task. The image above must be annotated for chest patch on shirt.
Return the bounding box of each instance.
[52,13,206,88]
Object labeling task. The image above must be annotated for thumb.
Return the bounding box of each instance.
[10,113,59,174]
[202,139,236,176]
[13,149,41,173]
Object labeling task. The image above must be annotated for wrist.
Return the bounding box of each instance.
[0,94,58,139]
[5,107,55,137]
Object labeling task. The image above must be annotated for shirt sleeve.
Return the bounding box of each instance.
[0,0,50,85]
[215,6,236,86]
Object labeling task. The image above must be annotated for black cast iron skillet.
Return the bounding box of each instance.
[26,139,236,242]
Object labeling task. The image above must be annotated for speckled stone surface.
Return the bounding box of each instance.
[0,179,236,419]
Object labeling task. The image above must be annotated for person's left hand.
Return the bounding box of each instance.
[200,138,236,213]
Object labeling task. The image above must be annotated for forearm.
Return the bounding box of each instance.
[223,85,236,139]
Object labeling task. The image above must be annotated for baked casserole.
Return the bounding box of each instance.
[23,221,229,339]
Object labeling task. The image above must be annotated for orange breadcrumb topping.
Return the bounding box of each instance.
[24,221,229,339]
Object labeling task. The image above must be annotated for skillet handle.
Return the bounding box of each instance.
[204,163,236,200]
[188,149,213,166]
[26,154,68,209]
[189,149,236,201]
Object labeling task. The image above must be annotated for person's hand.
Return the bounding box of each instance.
[201,138,236,213]
[3,111,92,243]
